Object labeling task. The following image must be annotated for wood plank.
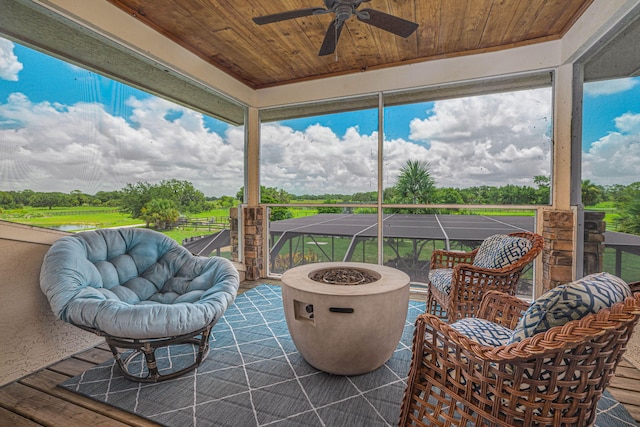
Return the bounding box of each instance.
[608,387,640,406]
[436,0,468,54]
[614,365,640,381]
[414,0,440,56]
[381,0,418,61]
[619,358,640,372]
[0,382,131,427]
[532,0,593,35]
[0,406,42,427]
[19,370,159,427]
[608,388,640,422]
[72,347,113,365]
[19,368,71,390]
[96,342,111,351]
[609,380,640,417]
[500,0,546,44]
[611,374,640,392]
[459,0,494,50]
[619,403,640,422]
[47,358,98,377]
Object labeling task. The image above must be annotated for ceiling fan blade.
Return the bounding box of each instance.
[357,8,418,38]
[253,8,325,25]
[324,0,337,9]
[319,20,343,56]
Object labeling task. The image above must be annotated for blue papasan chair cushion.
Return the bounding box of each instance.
[40,228,240,382]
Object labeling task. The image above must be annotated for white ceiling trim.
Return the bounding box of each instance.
[560,0,640,65]
[254,42,562,109]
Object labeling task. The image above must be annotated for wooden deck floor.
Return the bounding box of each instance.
[2,281,639,426]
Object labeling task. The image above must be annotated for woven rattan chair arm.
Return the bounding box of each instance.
[453,261,527,278]
[418,294,640,363]
[477,290,529,328]
[430,248,477,269]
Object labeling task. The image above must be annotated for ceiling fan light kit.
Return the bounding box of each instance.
[253,0,418,57]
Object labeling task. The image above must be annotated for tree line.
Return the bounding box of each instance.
[0,179,236,230]
[1,164,638,233]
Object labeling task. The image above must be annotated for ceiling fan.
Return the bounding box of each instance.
[252,0,419,56]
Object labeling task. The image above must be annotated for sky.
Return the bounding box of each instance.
[1,37,639,197]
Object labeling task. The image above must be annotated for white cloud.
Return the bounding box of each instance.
[258,89,554,194]
[0,93,243,196]
[615,112,640,134]
[260,123,379,195]
[406,90,552,188]
[3,84,634,198]
[584,78,639,96]
[0,39,23,81]
[583,112,640,186]
[1,87,555,197]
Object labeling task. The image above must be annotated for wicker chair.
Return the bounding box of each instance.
[424,231,543,322]
[399,272,640,427]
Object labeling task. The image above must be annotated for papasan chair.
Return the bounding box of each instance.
[40,228,239,382]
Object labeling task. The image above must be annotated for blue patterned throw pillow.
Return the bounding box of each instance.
[509,272,631,343]
[428,268,454,294]
[473,234,533,270]
[450,318,513,347]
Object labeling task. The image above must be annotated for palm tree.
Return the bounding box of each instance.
[394,160,435,204]
[391,160,436,266]
[582,179,604,207]
[141,198,180,230]
[617,199,640,234]
[615,182,640,235]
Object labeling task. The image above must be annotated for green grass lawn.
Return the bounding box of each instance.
[0,206,232,244]
[603,247,640,283]
[1,206,141,229]
[586,202,621,231]
[163,228,225,244]
[464,209,537,216]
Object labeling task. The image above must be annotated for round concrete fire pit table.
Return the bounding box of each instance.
[281,262,410,375]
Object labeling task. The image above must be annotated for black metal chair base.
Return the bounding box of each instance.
[77,323,214,383]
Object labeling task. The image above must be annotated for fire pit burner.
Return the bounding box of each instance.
[310,267,380,285]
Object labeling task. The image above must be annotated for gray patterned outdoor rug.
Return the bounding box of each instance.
[61,284,638,426]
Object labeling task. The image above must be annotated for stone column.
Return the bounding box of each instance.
[237,206,265,281]
[229,207,239,262]
[230,206,266,281]
[542,209,575,293]
[583,211,605,276]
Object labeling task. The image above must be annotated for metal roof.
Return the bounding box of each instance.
[183,213,640,255]
[269,213,535,242]
[183,229,230,256]
[605,230,640,254]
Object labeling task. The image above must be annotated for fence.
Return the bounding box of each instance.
[173,216,229,231]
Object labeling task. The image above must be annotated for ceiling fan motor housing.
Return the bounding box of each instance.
[335,4,353,22]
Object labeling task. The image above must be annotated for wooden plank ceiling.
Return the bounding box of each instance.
[106,0,594,89]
